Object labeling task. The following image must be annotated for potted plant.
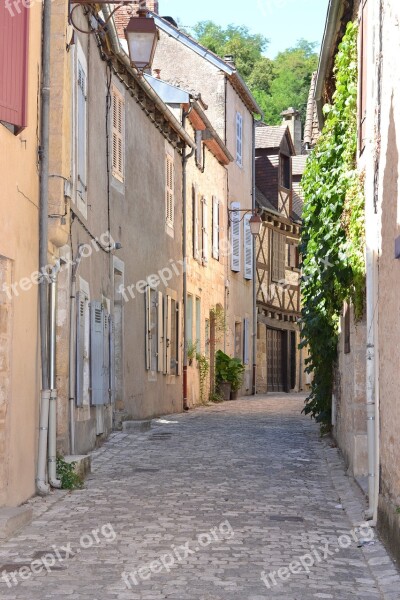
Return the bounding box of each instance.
[215,350,232,400]
[228,358,245,400]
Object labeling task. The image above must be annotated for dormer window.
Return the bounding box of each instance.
[280,154,291,190]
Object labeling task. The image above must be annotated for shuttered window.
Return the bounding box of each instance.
[0,3,29,130]
[112,86,124,182]
[186,294,193,345]
[231,202,241,272]
[166,154,174,227]
[195,297,201,351]
[243,318,249,365]
[76,289,90,406]
[236,112,243,166]
[90,301,105,405]
[193,185,199,260]
[244,214,253,280]
[212,196,220,260]
[145,287,161,372]
[76,45,88,215]
[272,231,286,282]
[359,0,368,154]
[202,197,209,264]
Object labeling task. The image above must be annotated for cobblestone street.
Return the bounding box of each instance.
[0,394,399,600]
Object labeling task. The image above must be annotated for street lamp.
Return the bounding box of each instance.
[69,3,159,73]
[227,208,263,237]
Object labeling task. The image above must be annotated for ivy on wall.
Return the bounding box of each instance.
[300,21,366,428]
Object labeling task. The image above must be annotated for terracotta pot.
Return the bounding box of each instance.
[230,389,239,400]
[218,382,231,401]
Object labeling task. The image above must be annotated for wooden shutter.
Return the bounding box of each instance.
[195,297,201,351]
[202,197,209,264]
[177,301,182,376]
[145,287,151,370]
[212,196,220,260]
[272,231,285,281]
[164,295,172,374]
[166,155,174,226]
[244,214,253,280]
[77,55,87,205]
[112,86,124,182]
[243,318,249,365]
[193,185,199,259]
[359,0,368,154]
[103,310,110,404]
[231,202,241,272]
[157,291,164,372]
[279,235,286,280]
[236,112,243,166]
[0,4,29,129]
[186,294,193,345]
[75,292,85,406]
[109,315,115,403]
[90,301,104,405]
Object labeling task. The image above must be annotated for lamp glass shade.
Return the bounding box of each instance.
[125,16,158,70]
[249,214,262,236]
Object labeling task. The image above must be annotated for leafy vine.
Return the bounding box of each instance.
[196,353,210,404]
[300,21,365,428]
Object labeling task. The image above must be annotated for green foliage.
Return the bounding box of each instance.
[193,23,318,124]
[56,454,84,490]
[300,22,365,428]
[187,340,198,363]
[210,305,227,344]
[215,350,245,391]
[196,353,210,404]
[209,391,224,403]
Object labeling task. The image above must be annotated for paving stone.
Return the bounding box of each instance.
[0,394,399,599]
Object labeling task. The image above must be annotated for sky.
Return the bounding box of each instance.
[159,0,329,58]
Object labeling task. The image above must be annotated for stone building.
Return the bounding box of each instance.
[315,0,400,561]
[254,122,303,393]
[0,2,42,510]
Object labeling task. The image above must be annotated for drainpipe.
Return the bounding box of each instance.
[252,117,257,395]
[37,0,52,496]
[182,104,195,411]
[68,245,85,455]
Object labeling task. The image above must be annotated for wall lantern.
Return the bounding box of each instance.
[69,2,159,73]
[227,208,263,237]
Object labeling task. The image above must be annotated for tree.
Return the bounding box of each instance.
[192,22,318,126]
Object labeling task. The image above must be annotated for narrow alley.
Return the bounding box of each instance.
[1,395,399,600]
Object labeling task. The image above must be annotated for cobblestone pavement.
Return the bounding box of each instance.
[1,394,399,600]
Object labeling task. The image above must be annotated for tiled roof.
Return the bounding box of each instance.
[292,155,308,176]
[255,125,289,150]
[304,72,320,148]
[255,187,279,214]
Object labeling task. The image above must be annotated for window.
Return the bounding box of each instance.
[231,202,241,272]
[212,197,220,260]
[234,322,242,359]
[244,214,253,280]
[195,297,201,351]
[186,294,193,346]
[344,301,351,354]
[164,295,181,375]
[76,43,88,216]
[359,0,368,154]
[111,86,125,182]
[193,185,199,260]
[236,112,243,166]
[166,154,174,227]
[271,231,286,282]
[145,287,160,373]
[280,154,291,190]
[287,242,299,268]
[0,4,29,131]
[202,196,209,264]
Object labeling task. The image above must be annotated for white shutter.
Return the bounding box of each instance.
[193,185,199,259]
[112,86,124,182]
[164,295,172,374]
[202,197,209,264]
[103,310,110,404]
[157,291,163,372]
[231,201,241,272]
[145,287,151,370]
[166,155,174,227]
[177,301,182,376]
[77,57,87,210]
[236,112,243,166]
[90,301,104,405]
[109,315,115,404]
[243,318,249,365]
[76,291,85,406]
[244,213,253,280]
[212,196,220,260]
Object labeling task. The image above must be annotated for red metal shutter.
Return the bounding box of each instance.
[0,4,29,129]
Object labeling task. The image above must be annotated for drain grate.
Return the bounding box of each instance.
[149,432,173,441]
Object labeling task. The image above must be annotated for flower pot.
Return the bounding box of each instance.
[230,389,239,400]
[218,382,231,401]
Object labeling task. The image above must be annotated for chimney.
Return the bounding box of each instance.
[113,1,159,38]
[224,55,236,69]
[281,107,302,155]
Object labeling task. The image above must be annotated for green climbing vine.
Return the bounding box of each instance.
[300,21,365,429]
[196,353,210,404]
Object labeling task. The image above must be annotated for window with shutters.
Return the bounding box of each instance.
[0,4,29,131]
[165,154,174,228]
[76,279,90,406]
[145,287,159,372]
[111,86,125,182]
[244,214,253,280]
[359,0,368,155]
[164,295,181,376]
[236,112,243,166]
[90,301,105,405]
[202,197,209,264]
[195,297,201,351]
[231,202,241,272]
[186,294,193,345]
[193,185,200,260]
[76,43,88,217]
[271,231,286,282]
[212,196,220,260]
